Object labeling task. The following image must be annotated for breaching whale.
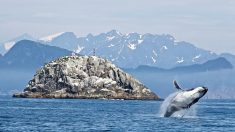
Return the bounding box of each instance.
[163,80,208,117]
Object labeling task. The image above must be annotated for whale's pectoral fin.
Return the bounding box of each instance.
[173,80,184,91]
[164,106,181,117]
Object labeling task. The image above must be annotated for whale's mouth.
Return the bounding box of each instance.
[203,87,208,93]
[199,87,208,97]
[199,87,208,93]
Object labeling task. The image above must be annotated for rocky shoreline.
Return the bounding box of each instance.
[13,56,160,100]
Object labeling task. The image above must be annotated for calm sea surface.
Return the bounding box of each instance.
[0,96,235,131]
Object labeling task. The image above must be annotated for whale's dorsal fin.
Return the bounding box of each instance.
[173,80,184,91]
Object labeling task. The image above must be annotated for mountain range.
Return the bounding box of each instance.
[39,30,221,69]
[0,30,235,98]
[0,39,232,73]
[0,30,234,70]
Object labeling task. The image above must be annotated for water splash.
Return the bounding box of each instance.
[159,92,197,118]
[159,92,178,117]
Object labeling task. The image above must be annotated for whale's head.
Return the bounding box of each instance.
[185,86,208,100]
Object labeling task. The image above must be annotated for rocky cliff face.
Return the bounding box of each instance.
[13,56,160,100]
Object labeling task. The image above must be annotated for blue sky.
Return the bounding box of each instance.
[0,0,235,54]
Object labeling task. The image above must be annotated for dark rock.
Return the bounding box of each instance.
[13,56,160,100]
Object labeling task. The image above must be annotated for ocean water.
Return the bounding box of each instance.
[0,96,235,131]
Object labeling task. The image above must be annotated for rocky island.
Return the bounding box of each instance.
[13,56,160,100]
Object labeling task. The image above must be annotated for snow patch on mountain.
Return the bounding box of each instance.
[107,36,115,41]
[116,30,122,36]
[138,40,143,44]
[151,57,156,63]
[160,46,168,51]
[108,44,115,48]
[40,32,65,42]
[128,43,136,50]
[176,57,184,63]
[0,33,36,55]
[74,45,84,53]
[192,54,201,62]
[4,41,15,50]
[153,50,158,57]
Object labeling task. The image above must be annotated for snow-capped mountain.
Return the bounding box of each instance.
[41,30,219,68]
[39,32,66,42]
[0,33,36,55]
[40,32,78,51]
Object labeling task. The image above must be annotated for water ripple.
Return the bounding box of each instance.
[0,96,235,131]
